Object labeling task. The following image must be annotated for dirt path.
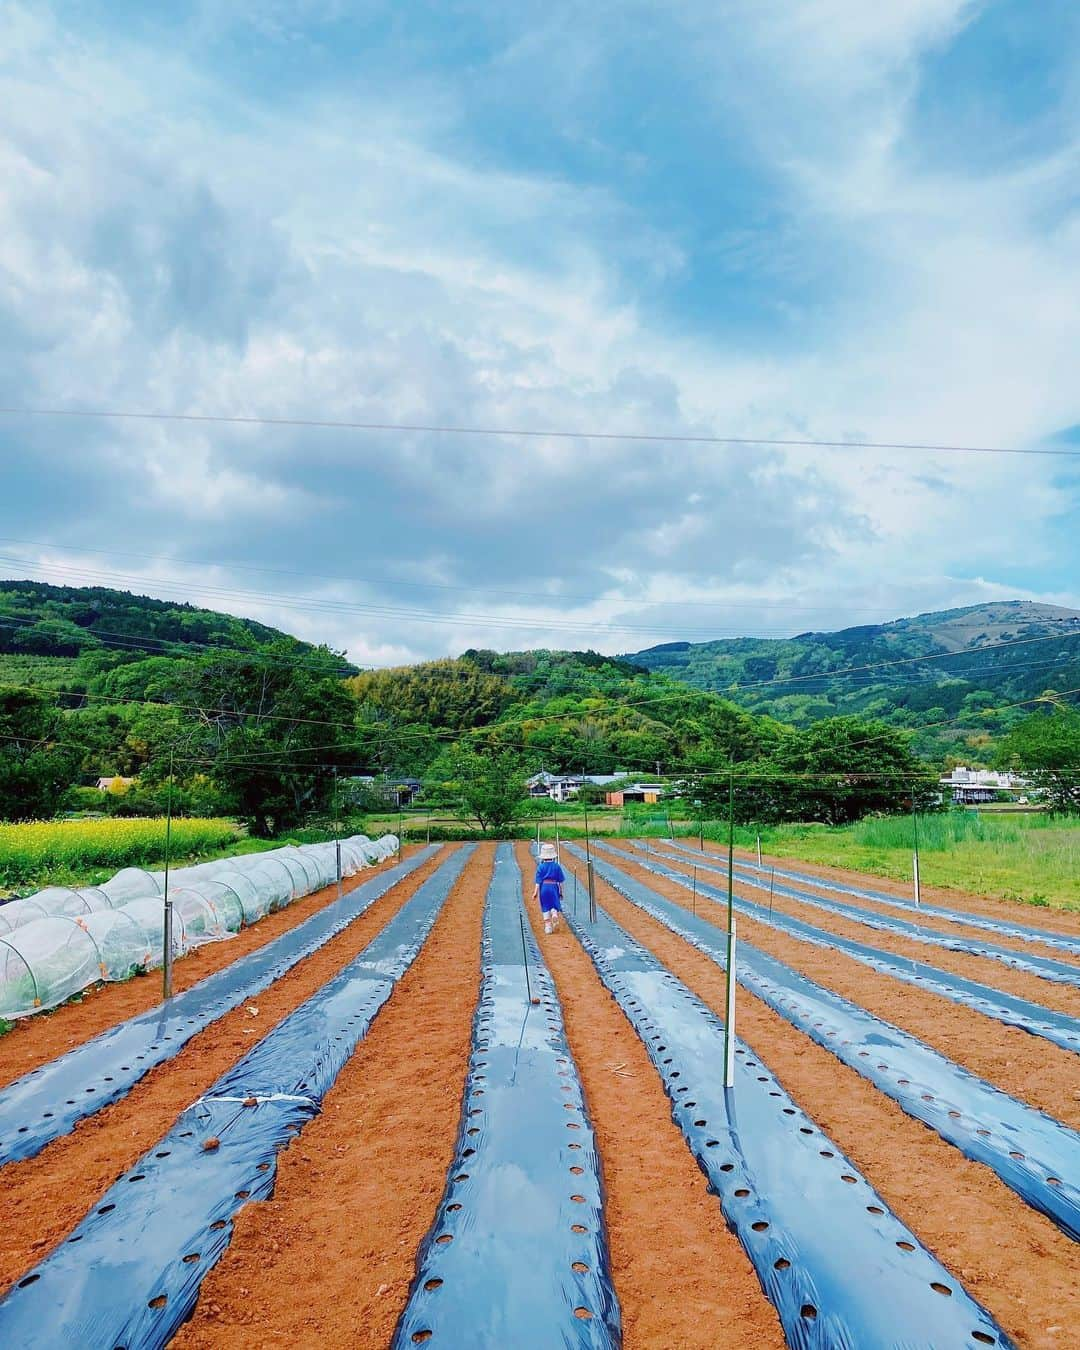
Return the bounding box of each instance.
[0,847,424,1088]
[171,844,491,1349]
[0,846,450,1296]
[609,842,1080,1021]
[515,844,785,1350]
[603,847,1080,1126]
[723,842,1080,938]
[564,856,1079,1350]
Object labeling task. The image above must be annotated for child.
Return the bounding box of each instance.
[533,842,565,934]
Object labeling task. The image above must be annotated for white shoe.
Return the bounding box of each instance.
[544,920,553,935]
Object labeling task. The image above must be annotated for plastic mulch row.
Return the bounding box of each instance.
[0,846,441,1168]
[392,842,620,1348]
[0,846,474,1350]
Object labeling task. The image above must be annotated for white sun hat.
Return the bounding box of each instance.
[539,843,558,859]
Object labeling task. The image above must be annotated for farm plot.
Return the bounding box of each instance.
[576,846,1080,1239]
[701,844,1080,956]
[0,847,474,1347]
[0,841,1077,1348]
[614,842,1080,1054]
[640,842,1080,989]
[0,834,402,1021]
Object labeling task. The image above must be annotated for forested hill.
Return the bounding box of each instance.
[0,580,348,671]
[624,601,1080,757]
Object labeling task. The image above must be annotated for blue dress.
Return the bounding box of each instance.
[535,860,565,912]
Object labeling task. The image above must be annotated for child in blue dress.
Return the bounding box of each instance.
[533,842,565,934]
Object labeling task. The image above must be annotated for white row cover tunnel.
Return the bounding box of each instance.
[0,835,399,1020]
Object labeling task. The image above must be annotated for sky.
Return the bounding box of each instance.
[1,1,1079,667]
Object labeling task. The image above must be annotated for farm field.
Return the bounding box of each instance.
[0,816,383,891]
[0,841,1076,1347]
[713,813,1080,912]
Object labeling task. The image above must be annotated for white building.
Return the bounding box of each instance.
[938,766,1028,805]
[525,772,627,803]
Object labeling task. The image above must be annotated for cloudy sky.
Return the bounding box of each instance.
[2,1,1079,666]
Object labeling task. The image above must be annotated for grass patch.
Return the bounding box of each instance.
[690,813,1080,912]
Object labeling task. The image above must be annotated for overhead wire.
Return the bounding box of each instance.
[2,404,1078,457]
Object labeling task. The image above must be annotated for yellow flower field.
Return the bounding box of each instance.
[0,817,240,889]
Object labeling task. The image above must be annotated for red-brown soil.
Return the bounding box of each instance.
[0,846,427,1088]
[562,854,1080,1350]
[600,847,1080,1126]
[170,844,490,1348]
[513,843,786,1350]
[0,846,449,1296]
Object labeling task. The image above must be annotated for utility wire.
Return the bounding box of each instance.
[12,628,1080,746]
[0,536,945,617]
[2,404,1077,457]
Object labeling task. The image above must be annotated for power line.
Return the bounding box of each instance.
[7,624,1080,755]
[0,536,949,618]
[2,404,1077,457]
[0,556,837,641]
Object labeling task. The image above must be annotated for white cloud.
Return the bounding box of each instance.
[0,2,1077,666]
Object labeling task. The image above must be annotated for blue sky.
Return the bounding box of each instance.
[1,1,1078,663]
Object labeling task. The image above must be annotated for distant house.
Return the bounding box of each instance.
[96,776,135,793]
[525,772,627,803]
[387,777,423,806]
[606,782,665,807]
[938,766,1028,805]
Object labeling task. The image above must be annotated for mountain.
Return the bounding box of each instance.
[0,580,354,674]
[624,601,1080,758]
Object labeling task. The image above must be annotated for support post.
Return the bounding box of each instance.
[334,767,343,899]
[519,912,535,1005]
[768,866,776,918]
[162,749,175,1001]
[724,919,737,1088]
[722,764,736,1088]
[913,808,922,909]
[691,865,698,916]
[756,834,762,869]
[587,860,597,924]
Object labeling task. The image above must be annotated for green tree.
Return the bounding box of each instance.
[141,644,360,837]
[0,687,80,820]
[997,702,1080,813]
[435,748,527,834]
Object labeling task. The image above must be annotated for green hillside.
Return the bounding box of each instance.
[625,601,1080,760]
[0,580,351,674]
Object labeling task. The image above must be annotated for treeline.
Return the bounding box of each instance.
[3,633,1077,837]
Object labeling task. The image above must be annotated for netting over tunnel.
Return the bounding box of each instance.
[0,833,399,1020]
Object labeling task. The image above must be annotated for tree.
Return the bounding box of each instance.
[997,703,1080,813]
[437,748,527,834]
[0,687,80,820]
[140,643,361,837]
[695,716,935,825]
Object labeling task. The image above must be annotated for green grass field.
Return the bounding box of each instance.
[705,813,1080,912]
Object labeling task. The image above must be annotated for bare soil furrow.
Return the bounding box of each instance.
[0,846,450,1295]
[170,844,491,1349]
[565,856,1079,1350]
